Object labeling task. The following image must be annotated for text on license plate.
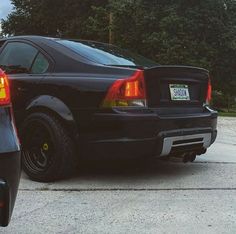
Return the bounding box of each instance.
[169,84,190,101]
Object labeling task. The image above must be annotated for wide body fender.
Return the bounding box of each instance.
[26,95,78,138]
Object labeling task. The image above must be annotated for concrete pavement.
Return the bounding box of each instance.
[2,117,236,234]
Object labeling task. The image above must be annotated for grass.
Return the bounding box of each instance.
[218,112,236,117]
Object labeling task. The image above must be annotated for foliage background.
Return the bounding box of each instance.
[1,0,236,111]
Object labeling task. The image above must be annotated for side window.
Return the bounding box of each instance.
[0,42,38,74]
[31,53,49,74]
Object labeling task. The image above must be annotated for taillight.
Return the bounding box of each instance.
[102,70,147,107]
[0,69,10,106]
[206,78,212,104]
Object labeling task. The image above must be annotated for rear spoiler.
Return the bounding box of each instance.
[144,65,209,75]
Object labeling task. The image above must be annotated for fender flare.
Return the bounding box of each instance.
[26,95,78,135]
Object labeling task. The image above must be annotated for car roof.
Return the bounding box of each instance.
[0,35,106,68]
[0,35,110,47]
[0,35,158,71]
[0,35,59,44]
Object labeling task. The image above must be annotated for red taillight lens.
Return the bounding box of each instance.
[0,69,10,106]
[0,70,19,144]
[125,80,140,98]
[102,70,147,107]
[206,78,212,104]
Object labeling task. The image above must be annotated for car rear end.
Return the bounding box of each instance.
[38,39,216,162]
[0,69,21,226]
[144,66,217,158]
[87,65,217,161]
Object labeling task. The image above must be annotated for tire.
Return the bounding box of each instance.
[20,112,77,182]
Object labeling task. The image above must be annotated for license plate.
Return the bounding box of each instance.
[169,84,190,101]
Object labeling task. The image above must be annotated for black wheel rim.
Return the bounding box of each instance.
[22,119,55,173]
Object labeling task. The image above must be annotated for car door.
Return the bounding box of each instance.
[0,41,50,123]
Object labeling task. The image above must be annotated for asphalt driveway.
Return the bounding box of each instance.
[2,117,236,234]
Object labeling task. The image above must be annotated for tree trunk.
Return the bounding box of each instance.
[109,12,114,44]
[227,94,231,112]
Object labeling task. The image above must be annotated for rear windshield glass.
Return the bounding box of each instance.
[56,40,158,68]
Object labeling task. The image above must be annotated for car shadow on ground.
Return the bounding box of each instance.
[76,157,208,178]
[20,157,211,189]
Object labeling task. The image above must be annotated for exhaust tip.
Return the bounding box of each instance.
[163,152,197,163]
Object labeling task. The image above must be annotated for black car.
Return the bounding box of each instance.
[0,36,217,182]
[0,69,21,226]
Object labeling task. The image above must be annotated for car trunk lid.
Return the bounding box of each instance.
[144,66,209,108]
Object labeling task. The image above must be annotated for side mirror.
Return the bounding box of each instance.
[0,181,10,227]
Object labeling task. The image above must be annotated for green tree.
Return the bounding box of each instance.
[89,0,236,108]
[1,0,108,37]
[1,0,236,109]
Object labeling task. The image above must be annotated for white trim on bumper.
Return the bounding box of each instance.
[160,133,212,156]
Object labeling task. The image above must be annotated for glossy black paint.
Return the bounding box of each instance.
[0,36,217,161]
[83,106,217,159]
[0,108,20,153]
[0,38,137,141]
[0,107,21,227]
[0,152,21,227]
[144,66,209,108]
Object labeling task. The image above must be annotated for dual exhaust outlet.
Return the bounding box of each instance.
[162,148,207,163]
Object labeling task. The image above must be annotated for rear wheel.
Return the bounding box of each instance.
[20,112,77,182]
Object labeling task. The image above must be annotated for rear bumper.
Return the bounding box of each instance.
[0,151,21,226]
[79,107,217,159]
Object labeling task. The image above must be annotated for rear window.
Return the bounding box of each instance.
[56,40,158,68]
